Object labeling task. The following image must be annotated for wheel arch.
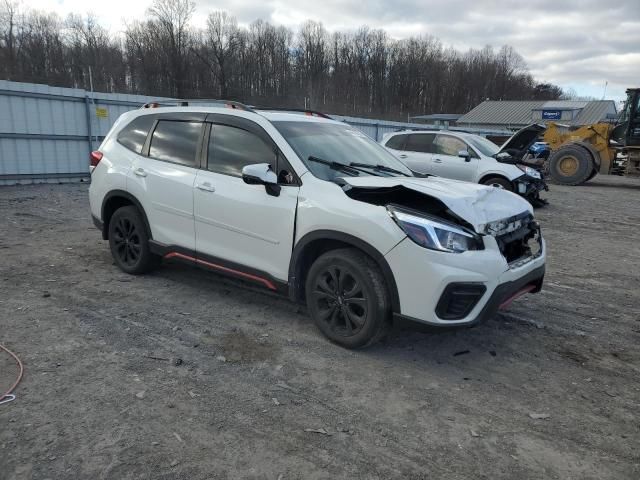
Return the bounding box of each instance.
[288,230,401,314]
[101,190,152,241]
[478,173,514,187]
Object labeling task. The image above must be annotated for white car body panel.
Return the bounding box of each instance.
[294,175,406,255]
[127,155,197,250]
[193,169,299,281]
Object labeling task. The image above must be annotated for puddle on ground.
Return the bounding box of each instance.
[219,330,279,364]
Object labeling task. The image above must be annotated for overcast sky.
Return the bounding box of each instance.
[28,0,640,101]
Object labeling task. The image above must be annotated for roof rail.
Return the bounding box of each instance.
[254,107,332,119]
[141,99,256,113]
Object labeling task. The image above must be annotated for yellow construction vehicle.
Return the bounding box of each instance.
[545,88,640,185]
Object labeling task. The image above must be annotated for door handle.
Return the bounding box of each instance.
[196,182,215,192]
[399,154,408,159]
[433,158,443,163]
[133,167,147,177]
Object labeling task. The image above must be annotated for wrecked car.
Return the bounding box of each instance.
[89,104,546,348]
[382,125,549,206]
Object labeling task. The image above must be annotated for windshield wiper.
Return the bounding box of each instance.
[307,156,381,176]
[348,162,411,177]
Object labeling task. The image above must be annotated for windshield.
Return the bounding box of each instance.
[273,121,413,181]
[465,135,500,157]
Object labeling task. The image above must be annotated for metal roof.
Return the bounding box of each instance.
[410,114,462,121]
[458,100,617,127]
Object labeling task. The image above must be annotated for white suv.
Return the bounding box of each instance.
[382,127,548,204]
[89,103,546,348]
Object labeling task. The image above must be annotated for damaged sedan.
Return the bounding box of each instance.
[90,105,545,348]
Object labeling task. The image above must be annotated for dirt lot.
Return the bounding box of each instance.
[1,176,639,479]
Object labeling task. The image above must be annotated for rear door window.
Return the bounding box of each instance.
[405,133,436,153]
[207,124,276,177]
[117,115,156,154]
[148,120,202,167]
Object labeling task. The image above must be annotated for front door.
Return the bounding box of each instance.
[194,120,299,283]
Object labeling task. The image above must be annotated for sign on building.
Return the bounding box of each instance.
[541,110,562,120]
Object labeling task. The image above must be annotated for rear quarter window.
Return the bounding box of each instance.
[385,135,406,150]
[117,115,156,154]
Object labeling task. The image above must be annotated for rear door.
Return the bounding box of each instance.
[193,115,299,283]
[127,114,204,251]
[401,133,436,175]
[430,134,480,182]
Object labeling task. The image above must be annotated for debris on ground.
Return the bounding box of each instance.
[304,428,331,435]
[528,413,551,420]
[453,350,470,356]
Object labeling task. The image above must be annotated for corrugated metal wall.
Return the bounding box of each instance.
[331,115,427,141]
[0,80,505,186]
[0,81,175,185]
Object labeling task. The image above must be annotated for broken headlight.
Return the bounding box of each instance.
[517,165,541,179]
[387,205,482,253]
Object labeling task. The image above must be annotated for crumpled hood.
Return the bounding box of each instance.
[341,176,533,233]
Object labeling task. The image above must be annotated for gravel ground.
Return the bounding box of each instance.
[1,176,639,479]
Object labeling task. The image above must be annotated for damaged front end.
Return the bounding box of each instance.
[514,174,549,207]
[341,175,543,267]
[484,212,543,269]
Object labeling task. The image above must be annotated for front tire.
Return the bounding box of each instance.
[305,248,391,348]
[108,206,159,275]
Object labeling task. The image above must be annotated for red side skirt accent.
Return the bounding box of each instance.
[163,252,277,291]
[499,284,536,310]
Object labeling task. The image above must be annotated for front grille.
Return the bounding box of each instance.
[496,218,542,266]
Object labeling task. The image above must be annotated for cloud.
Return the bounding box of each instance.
[29,0,640,100]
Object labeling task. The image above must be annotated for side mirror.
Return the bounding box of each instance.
[242,163,281,196]
[458,150,471,162]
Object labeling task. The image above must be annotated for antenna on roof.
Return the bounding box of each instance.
[602,81,608,100]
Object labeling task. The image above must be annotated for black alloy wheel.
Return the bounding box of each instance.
[108,206,159,274]
[112,216,142,267]
[311,266,368,337]
[305,248,390,348]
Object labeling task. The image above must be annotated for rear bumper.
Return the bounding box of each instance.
[393,264,545,327]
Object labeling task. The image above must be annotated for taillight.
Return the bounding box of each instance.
[90,151,103,169]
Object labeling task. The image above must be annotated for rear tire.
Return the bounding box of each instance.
[305,248,391,349]
[108,206,159,275]
[480,176,513,191]
[548,145,594,185]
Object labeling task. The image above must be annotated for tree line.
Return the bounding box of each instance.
[0,0,564,120]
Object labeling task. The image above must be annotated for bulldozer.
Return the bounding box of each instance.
[545,88,640,185]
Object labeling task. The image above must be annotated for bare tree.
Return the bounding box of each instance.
[147,0,195,97]
[0,2,565,118]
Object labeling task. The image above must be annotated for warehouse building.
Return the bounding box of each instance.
[457,100,617,131]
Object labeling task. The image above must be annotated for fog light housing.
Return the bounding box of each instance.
[436,283,487,320]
